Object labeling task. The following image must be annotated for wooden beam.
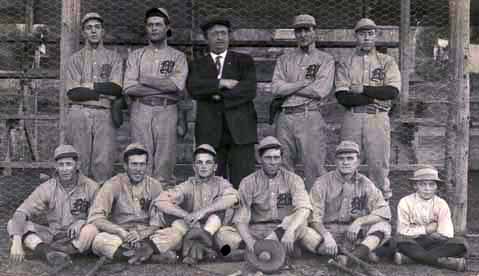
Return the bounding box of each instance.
[448,0,470,235]
[59,0,80,144]
[400,0,411,118]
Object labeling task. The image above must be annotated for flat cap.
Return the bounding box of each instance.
[81,12,103,26]
[292,14,316,29]
[54,144,79,161]
[336,140,360,155]
[145,7,170,22]
[194,144,217,157]
[123,142,148,161]
[200,17,231,32]
[258,136,282,153]
[354,18,377,32]
[409,166,443,183]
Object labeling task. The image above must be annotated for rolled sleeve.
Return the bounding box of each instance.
[334,59,351,92]
[169,53,188,91]
[271,56,288,96]
[384,56,401,91]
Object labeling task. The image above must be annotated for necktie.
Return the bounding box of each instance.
[215,56,222,73]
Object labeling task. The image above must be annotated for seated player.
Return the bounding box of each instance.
[151,144,239,264]
[8,145,99,266]
[395,166,468,271]
[309,140,392,265]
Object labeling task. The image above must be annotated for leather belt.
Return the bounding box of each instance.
[281,105,320,115]
[69,104,108,110]
[254,220,282,225]
[350,106,386,114]
[137,97,177,107]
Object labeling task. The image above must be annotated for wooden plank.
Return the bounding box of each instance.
[400,0,411,118]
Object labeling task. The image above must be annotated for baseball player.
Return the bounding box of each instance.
[272,14,334,191]
[394,166,468,271]
[65,12,123,183]
[150,144,239,264]
[215,136,323,258]
[335,18,401,200]
[309,141,392,265]
[123,8,188,186]
[88,143,167,264]
[8,145,99,265]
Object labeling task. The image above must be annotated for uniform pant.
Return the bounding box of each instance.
[130,102,177,185]
[215,215,323,255]
[216,143,256,189]
[65,106,116,183]
[7,220,98,253]
[341,111,391,199]
[396,235,468,266]
[275,110,327,191]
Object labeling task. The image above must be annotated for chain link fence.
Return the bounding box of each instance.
[0,0,477,229]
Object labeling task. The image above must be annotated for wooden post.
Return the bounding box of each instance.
[448,0,470,235]
[59,0,81,144]
[400,0,410,118]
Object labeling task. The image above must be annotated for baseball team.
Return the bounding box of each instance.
[6,7,469,274]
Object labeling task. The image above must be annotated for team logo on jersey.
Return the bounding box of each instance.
[277,193,293,207]
[71,198,90,215]
[305,64,320,80]
[350,194,367,216]
[100,64,112,81]
[371,68,385,82]
[139,198,151,212]
[160,60,175,74]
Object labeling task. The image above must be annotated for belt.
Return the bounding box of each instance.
[350,106,387,114]
[281,105,320,115]
[254,220,282,225]
[137,97,177,107]
[325,221,352,225]
[69,104,108,110]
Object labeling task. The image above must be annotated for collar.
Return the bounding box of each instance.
[84,41,105,51]
[333,169,359,185]
[354,47,377,56]
[210,50,228,60]
[296,45,316,55]
[414,193,436,203]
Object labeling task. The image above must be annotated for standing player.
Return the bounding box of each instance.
[335,18,401,200]
[124,8,188,185]
[65,12,123,183]
[8,145,99,265]
[309,141,391,265]
[272,14,334,190]
[395,166,468,271]
[187,17,257,188]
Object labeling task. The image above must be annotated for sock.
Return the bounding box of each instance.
[352,244,370,261]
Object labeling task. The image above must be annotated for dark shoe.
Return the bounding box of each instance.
[150,251,179,264]
[46,250,71,266]
[437,257,466,272]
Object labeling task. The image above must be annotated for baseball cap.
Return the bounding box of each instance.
[123,143,149,162]
[335,140,360,155]
[354,18,377,32]
[292,14,316,29]
[81,12,103,26]
[193,144,217,157]
[54,144,79,161]
[258,136,282,153]
[409,166,443,183]
[200,17,231,33]
[145,7,172,37]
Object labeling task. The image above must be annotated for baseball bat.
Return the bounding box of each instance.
[327,259,368,276]
[339,247,386,276]
[84,256,108,276]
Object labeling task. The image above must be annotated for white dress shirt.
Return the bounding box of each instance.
[210,50,227,79]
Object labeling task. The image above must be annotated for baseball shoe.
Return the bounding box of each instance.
[394,252,413,265]
[46,250,72,266]
[150,250,179,264]
[437,257,466,272]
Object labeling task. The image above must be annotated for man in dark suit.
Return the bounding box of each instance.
[187,17,257,188]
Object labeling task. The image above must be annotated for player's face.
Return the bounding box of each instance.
[82,19,104,45]
[336,152,360,175]
[126,154,148,184]
[56,157,78,182]
[294,26,315,48]
[146,16,169,43]
[206,25,229,54]
[415,180,438,200]
[193,153,217,179]
[261,148,282,177]
[355,29,376,52]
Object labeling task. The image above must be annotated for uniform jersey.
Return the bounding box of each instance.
[234,168,312,225]
[272,47,334,107]
[335,48,401,111]
[13,174,99,235]
[168,176,239,213]
[123,45,188,102]
[309,170,391,224]
[397,193,454,238]
[65,44,123,108]
[88,173,164,226]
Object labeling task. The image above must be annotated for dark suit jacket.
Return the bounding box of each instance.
[187,51,258,147]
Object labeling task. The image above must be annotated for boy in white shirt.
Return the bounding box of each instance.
[395,166,468,271]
